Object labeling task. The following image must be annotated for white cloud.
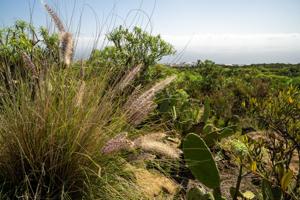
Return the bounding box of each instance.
[162,33,300,52]
[162,33,300,64]
[73,33,300,64]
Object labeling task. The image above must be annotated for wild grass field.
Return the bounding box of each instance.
[0,2,299,200]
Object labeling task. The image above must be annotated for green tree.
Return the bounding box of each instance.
[107,26,175,68]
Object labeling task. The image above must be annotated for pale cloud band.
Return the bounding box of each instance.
[163,33,300,64]
[163,33,300,52]
[74,33,300,64]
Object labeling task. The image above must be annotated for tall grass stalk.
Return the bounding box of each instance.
[0,67,139,198]
[43,2,73,66]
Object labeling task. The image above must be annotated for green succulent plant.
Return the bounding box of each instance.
[183,133,224,199]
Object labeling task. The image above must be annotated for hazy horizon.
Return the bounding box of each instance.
[1,0,300,64]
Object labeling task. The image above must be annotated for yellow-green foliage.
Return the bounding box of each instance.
[249,86,300,198]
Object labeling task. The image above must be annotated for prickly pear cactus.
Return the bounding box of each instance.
[183,133,220,189]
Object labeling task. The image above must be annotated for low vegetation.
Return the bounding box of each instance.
[0,2,299,200]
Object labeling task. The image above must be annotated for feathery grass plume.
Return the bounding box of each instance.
[124,75,176,126]
[21,53,38,78]
[135,132,167,143]
[43,2,73,66]
[123,84,142,105]
[128,152,156,162]
[101,131,180,159]
[126,99,156,126]
[134,139,181,159]
[60,32,73,66]
[43,2,65,32]
[75,80,86,107]
[101,132,134,155]
[117,64,143,91]
[133,132,181,159]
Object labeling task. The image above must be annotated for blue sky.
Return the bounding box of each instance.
[1,0,300,64]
